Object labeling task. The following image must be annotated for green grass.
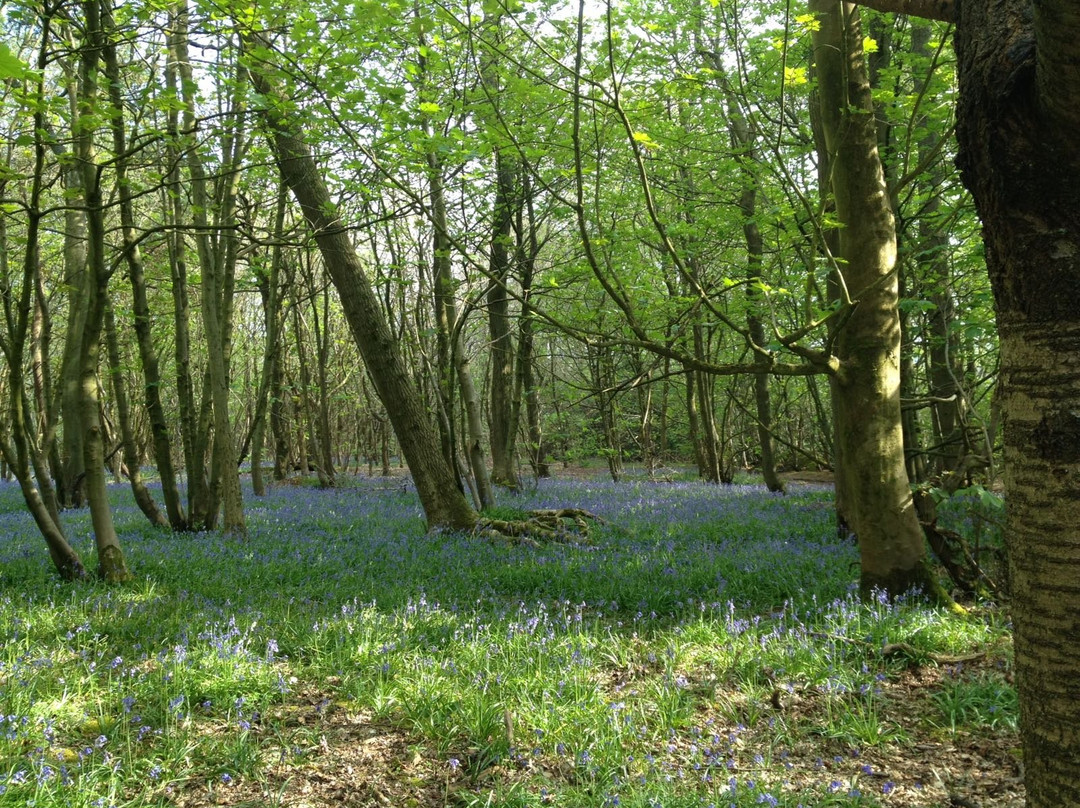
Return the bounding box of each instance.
[0,475,1014,807]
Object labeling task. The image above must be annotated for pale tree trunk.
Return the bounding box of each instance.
[247,57,477,531]
[164,19,210,527]
[174,1,245,535]
[250,185,287,496]
[102,22,187,530]
[76,0,131,582]
[952,1,1080,801]
[811,0,933,596]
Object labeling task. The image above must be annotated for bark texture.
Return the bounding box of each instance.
[248,61,477,531]
[812,1,932,596]
[954,1,1080,802]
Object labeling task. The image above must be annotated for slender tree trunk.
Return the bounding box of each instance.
[487,148,520,490]
[725,93,784,493]
[77,0,131,582]
[953,1,1080,801]
[247,56,477,531]
[426,148,494,509]
[174,2,245,534]
[251,186,287,496]
[102,24,186,530]
[104,303,168,528]
[0,64,87,579]
[811,0,933,597]
[164,19,209,527]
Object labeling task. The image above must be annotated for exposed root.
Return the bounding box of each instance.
[473,508,606,547]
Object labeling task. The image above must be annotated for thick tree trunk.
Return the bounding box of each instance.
[953,1,1080,802]
[812,0,933,597]
[487,148,520,490]
[248,60,477,531]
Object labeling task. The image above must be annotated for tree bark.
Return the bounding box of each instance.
[487,148,520,490]
[102,22,187,530]
[174,2,245,535]
[251,185,287,496]
[104,303,168,528]
[953,1,1080,802]
[811,0,933,597]
[77,0,131,582]
[247,57,477,531]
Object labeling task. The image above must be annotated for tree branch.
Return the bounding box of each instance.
[851,0,954,23]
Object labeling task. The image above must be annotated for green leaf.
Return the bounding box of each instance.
[0,43,28,79]
[418,101,440,114]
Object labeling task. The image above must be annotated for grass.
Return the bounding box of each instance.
[0,474,1016,807]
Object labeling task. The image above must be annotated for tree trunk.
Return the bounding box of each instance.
[487,148,520,490]
[0,73,87,579]
[164,18,210,528]
[77,0,131,582]
[174,2,245,535]
[251,186,287,496]
[104,303,168,528]
[811,0,933,597]
[247,56,477,531]
[953,1,1080,801]
[726,93,784,493]
[102,24,187,530]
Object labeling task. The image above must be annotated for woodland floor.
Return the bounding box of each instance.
[174,467,1018,808]
[0,465,1018,808]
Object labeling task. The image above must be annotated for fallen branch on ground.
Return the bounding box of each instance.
[473,508,607,547]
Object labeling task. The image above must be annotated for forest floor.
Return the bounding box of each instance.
[0,469,1018,808]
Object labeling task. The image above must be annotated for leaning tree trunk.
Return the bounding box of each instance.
[811,0,934,597]
[247,57,477,532]
[953,1,1080,803]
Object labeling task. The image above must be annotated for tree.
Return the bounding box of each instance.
[954,2,1080,803]
[245,40,478,531]
[852,0,1080,801]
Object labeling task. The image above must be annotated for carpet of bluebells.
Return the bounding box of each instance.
[0,474,1014,807]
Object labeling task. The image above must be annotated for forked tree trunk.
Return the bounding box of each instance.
[77,0,131,582]
[247,59,477,531]
[953,1,1080,802]
[104,303,168,528]
[102,23,186,530]
[811,0,933,597]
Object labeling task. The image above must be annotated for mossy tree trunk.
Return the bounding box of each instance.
[811,0,933,597]
[247,54,477,532]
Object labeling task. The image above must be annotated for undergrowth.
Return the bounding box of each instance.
[0,475,1013,807]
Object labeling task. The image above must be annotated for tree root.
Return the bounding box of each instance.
[473,508,606,547]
